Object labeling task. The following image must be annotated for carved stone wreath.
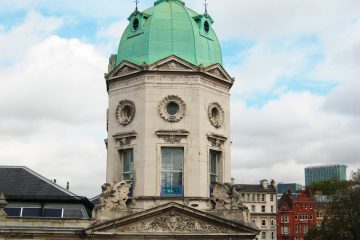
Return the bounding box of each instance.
[159,95,186,122]
[208,102,225,128]
[116,100,136,126]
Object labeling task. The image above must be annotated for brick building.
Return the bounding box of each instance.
[277,190,318,240]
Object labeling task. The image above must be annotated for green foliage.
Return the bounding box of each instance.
[351,169,360,183]
[307,180,353,195]
[313,169,360,240]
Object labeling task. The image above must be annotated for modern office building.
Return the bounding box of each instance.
[277,183,303,194]
[305,164,347,186]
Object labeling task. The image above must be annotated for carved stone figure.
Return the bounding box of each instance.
[111,181,131,210]
[94,181,132,217]
[97,183,113,210]
[211,183,232,210]
[0,192,7,218]
[116,211,229,233]
[230,185,245,210]
[211,183,245,210]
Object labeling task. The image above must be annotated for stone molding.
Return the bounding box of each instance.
[105,56,235,88]
[156,60,192,71]
[86,203,259,237]
[116,100,136,126]
[116,210,229,233]
[156,130,189,144]
[158,95,186,122]
[207,133,227,148]
[207,68,227,79]
[106,61,142,79]
[208,102,225,128]
[113,131,137,147]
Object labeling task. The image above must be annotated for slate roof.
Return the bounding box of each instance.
[0,166,76,200]
[236,184,277,193]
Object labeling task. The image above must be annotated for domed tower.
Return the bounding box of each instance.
[106,0,232,201]
[92,1,258,238]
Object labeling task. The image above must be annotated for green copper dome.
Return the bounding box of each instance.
[115,0,223,67]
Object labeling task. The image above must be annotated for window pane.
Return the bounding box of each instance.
[22,208,42,217]
[161,148,183,172]
[210,174,217,183]
[161,147,184,196]
[4,208,21,216]
[161,148,172,170]
[43,208,62,218]
[210,151,218,174]
[63,209,84,218]
[161,172,183,186]
[122,149,133,172]
[123,173,133,181]
[171,148,183,171]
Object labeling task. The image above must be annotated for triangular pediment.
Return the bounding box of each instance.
[107,61,142,79]
[86,203,257,237]
[205,64,234,84]
[149,55,197,71]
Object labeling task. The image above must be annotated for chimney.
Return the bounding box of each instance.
[260,179,268,189]
[53,179,57,184]
[66,182,69,190]
[271,179,276,187]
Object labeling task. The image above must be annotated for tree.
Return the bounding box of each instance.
[351,169,360,184]
[307,180,352,195]
[313,169,360,240]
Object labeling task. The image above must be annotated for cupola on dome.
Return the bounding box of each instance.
[115,0,223,67]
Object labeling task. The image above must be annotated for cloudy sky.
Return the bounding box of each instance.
[0,0,359,197]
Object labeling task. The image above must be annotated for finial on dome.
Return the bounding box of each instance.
[135,0,139,11]
[204,0,208,13]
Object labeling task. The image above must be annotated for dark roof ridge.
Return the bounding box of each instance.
[0,165,77,197]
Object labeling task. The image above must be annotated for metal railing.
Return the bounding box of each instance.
[160,185,183,196]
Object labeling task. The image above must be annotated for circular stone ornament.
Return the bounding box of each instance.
[208,102,225,128]
[159,95,186,122]
[116,100,136,126]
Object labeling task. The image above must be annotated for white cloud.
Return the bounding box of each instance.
[96,20,128,56]
[0,11,63,65]
[201,0,360,40]
[1,1,359,195]
[231,92,360,184]
[0,29,108,196]
[229,41,312,99]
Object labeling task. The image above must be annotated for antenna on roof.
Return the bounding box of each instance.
[135,0,139,11]
[204,0,208,13]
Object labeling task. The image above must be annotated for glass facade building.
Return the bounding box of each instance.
[305,165,347,186]
[277,183,303,194]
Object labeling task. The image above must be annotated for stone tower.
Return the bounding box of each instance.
[92,1,258,238]
[106,0,233,204]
